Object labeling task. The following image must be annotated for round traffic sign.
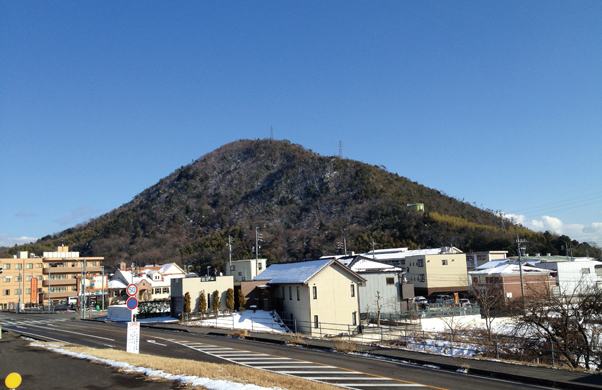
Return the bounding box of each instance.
[126,283,138,297]
[126,297,138,310]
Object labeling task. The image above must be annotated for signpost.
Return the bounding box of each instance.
[126,282,139,353]
[126,321,140,353]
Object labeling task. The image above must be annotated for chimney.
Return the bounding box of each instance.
[119,262,126,271]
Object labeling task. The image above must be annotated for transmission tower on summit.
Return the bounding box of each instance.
[339,140,343,158]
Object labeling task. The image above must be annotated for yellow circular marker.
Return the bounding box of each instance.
[5,372,22,389]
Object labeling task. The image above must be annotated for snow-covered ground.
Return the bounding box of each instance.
[189,310,289,333]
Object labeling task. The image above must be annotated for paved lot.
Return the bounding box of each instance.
[0,331,181,390]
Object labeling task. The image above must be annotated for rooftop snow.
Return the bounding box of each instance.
[253,259,332,284]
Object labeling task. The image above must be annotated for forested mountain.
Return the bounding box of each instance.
[3,139,599,272]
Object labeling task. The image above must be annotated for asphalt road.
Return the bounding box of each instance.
[0,331,181,390]
[0,312,557,390]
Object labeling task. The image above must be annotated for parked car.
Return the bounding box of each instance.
[435,295,453,305]
[458,298,472,307]
[412,296,429,309]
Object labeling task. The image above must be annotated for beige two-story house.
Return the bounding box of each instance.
[253,259,365,336]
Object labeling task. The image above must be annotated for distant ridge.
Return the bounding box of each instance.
[4,139,598,269]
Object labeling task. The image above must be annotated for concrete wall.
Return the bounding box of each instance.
[108,304,136,321]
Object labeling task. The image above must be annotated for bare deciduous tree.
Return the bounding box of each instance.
[512,278,602,370]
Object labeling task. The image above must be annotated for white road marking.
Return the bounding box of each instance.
[147,340,167,346]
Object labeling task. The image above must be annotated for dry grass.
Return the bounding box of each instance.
[333,340,358,354]
[38,342,339,390]
[285,332,306,346]
[232,329,249,338]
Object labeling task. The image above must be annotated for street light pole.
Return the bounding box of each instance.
[47,264,52,312]
[101,266,105,311]
[18,268,22,314]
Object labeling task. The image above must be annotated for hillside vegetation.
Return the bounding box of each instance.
[3,139,599,271]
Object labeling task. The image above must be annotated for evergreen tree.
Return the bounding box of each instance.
[199,290,207,313]
[226,288,235,313]
[238,288,247,312]
[184,292,191,313]
[212,289,220,315]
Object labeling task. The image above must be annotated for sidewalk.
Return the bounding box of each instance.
[141,321,602,390]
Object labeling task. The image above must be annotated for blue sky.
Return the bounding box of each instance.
[1,1,601,248]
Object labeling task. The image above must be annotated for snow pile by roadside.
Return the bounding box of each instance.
[190,310,289,333]
[31,342,280,390]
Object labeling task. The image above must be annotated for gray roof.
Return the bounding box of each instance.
[253,259,365,284]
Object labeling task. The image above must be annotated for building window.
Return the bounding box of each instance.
[350,284,355,297]
[15,264,21,269]
[312,286,317,299]
[155,288,161,294]
[36,263,43,268]
[259,263,263,270]
[418,274,425,282]
[289,286,292,300]
[26,288,31,294]
[15,289,21,295]
[386,277,395,285]
[442,260,448,265]
[296,286,300,301]
[352,312,357,326]
[582,268,591,274]
[71,286,77,291]
[416,259,424,267]
[3,277,10,282]
[314,315,319,329]
[26,263,33,269]
[3,264,9,270]
[2,290,9,296]
[230,265,235,271]
[26,276,33,282]
[238,272,242,276]
[163,287,169,294]
[90,262,97,266]
[15,276,21,282]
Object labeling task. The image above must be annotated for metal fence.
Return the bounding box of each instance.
[180,309,601,370]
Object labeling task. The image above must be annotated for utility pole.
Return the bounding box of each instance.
[101,266,105,312]
[228,236,232,271]
[341,228,347,254]
[81,258,87,319]
[516,235,528,299]
[255,227,262,277]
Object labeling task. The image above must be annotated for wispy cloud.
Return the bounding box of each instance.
[15,211,37,217]
[505,213,602,246]
[55,205,102,226]
[0,234,38,247]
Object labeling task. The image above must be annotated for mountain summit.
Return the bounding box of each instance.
[6,139,592,269]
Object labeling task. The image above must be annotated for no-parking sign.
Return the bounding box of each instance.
[126,297,138,310]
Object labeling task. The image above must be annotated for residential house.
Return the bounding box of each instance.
[470,261,556,300]
[252,259,365,336]
[225,258,267,285]
[108,262,185,303]
[170,275,234,317]
[523,255,602,296]
[344,256,408,315]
